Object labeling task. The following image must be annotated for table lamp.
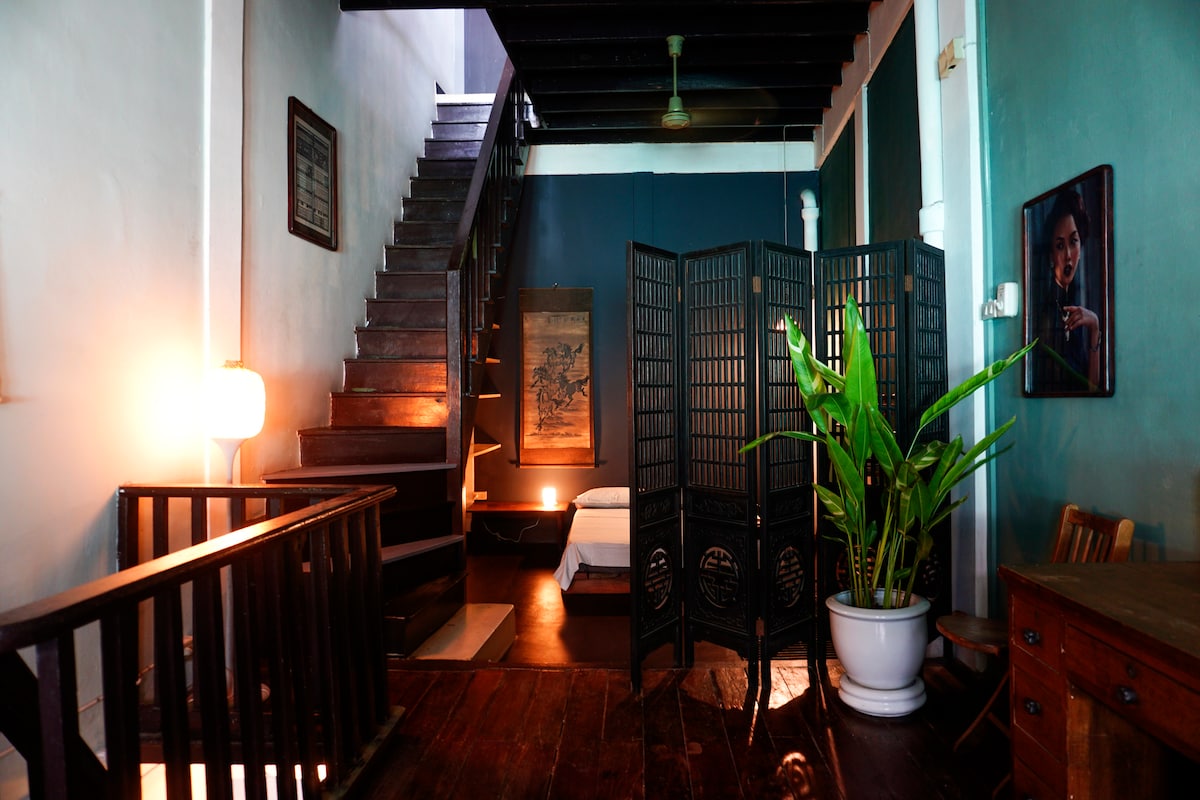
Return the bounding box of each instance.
[206,360,265,483]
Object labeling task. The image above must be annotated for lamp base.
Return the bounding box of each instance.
[212,438,245,484]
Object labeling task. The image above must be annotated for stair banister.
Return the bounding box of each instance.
[0,483,396,800]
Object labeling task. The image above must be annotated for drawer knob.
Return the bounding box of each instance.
[1023,697,1042,716]
[1021,628,1041,646]
[1116,685,1139,705]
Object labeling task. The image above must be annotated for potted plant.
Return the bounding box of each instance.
[742,296,1032,716]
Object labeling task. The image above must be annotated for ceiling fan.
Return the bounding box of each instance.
[661,34,691,130]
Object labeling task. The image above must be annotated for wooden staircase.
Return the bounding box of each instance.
[264,95,504,658]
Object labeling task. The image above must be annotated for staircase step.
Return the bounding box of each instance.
[381,535,464,593]
[424,138,482,160]
[432,120,487,141]
[412,603,515,662]
[295,428,448,466]
[365,298,446,327]
[383,570,468,657]
[436,98,493,123]
[343,358,446,392]
[383,245,453,272]
[393,220,458,246]
[416,157,476,179]
[356,327,446,359]
[409,176,471,200]
[375,270,447,298]
[401,197,466,223]
[330,392,448,427]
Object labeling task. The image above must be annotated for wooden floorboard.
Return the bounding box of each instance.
[351,546,1010,799]
[356,662,1009,800]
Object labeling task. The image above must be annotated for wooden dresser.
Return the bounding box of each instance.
[1000,562,1200,799]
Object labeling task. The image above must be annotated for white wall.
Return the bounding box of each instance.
[0,1,460,788]
[240,3,462,478]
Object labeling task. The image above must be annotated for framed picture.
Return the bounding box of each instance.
[288,97,338,250]
[519,287,595,466]
[1022,165,1114,397]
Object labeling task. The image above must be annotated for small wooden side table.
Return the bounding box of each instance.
[467,500,571,548]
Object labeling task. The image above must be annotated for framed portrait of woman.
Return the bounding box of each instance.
[1021,165,1114,397]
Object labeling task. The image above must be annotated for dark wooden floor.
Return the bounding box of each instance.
[353,546,1012,799]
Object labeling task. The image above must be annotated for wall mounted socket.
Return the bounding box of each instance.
[474,491,487,501]
[982,281,1019,320]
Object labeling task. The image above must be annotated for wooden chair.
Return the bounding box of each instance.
[936,503,1134,795]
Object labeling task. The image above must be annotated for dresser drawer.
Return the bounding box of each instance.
[1012,752,1064,800]
[1064,625,1200,761]
[1009,593,1063,671]
[1011,660,1066,758]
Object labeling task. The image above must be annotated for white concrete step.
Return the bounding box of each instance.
[411,602,515,661]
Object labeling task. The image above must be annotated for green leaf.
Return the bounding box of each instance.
[841,297,878,410]
[739,429,821,454]
[866,406,903,480]
[825,434,865,515]
[907,439,951,472]
[917,341,1035,433]
[934,417,1016,501]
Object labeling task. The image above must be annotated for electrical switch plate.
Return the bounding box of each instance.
[982,282,1019,320]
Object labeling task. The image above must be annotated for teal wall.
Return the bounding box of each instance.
[867,9,921,243]
[820,118,855,249]
[474,171,818,527]
[983,0,1200,568]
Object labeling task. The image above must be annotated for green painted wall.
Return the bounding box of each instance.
[867,9,921,243]
[820,116,856,250]
[983,0,1200,567]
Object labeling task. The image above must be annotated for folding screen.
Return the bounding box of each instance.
[628,240,813,689]
[628,238,948,689]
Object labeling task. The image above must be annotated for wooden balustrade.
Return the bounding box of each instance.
[0,482,397,800]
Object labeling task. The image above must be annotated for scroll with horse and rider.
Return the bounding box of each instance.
[519,287,595,466]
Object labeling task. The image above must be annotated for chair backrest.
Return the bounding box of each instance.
[1050,503,1134,563]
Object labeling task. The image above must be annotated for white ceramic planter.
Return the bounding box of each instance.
[826,589,931,717]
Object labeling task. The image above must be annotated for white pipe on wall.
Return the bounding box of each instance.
[800,188,820,252]
[913,0,945,249]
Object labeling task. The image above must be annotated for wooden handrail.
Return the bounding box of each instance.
[443,59,529,475]
[0,482,397,800]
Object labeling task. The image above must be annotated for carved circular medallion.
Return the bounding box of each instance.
[697,546,742,609]
[643,547,673,611]
[773,545,806,608]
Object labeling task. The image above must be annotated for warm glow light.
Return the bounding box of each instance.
[207,361,266,439]
[206,361,266,482]
[541,486,557,508]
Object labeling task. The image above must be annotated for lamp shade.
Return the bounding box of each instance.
[206,361,265,440]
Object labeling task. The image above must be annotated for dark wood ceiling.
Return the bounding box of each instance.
[342,1,882,145]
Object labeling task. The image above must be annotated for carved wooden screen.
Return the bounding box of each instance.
[627,242,684,683]
[814,240,949,628]
[681,244,758,669]
[628,240,815,688]
[754,242,815,666]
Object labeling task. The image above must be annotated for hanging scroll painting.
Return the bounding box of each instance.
[519,287,595,466]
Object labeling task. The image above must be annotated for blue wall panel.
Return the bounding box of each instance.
[473,170,817,522]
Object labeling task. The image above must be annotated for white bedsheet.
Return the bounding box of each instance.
[553,507,630,590]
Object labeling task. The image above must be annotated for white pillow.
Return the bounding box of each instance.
[572,486,630,508]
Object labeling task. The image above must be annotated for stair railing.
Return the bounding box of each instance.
[0,482,396,800]
[446,59,530,467]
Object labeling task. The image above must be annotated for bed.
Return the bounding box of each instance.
[553,487,631,606]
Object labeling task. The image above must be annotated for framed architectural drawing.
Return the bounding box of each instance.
[519,287,595,466]
[1022,165,1114,397]
[288,96,338,250]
